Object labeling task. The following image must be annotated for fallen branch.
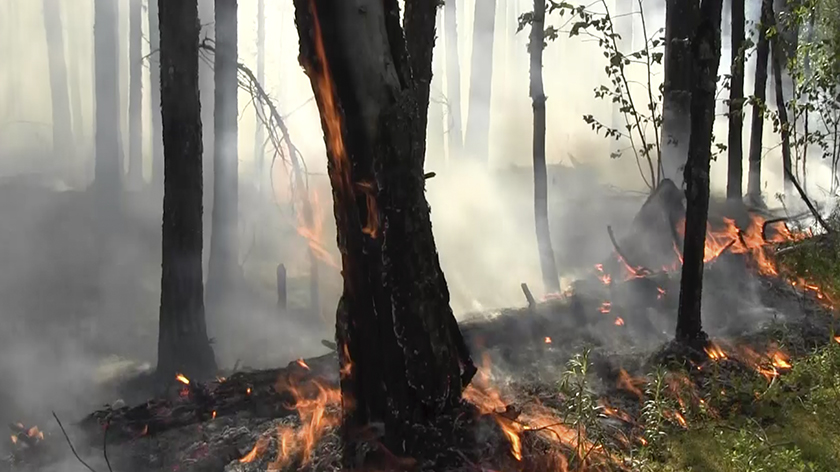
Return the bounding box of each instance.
[783,166,832,234]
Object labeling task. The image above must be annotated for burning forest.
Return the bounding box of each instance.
[2,0,840,471]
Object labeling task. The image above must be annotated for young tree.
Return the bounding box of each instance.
[42,0,73,160]
[94,0,122,200]
[726,0,745,200]
[156,0,218,381]
[530,0,561,295]
[149,0,164,188]
[293,0,475,467]
[207,0,239,312]
[771,26,793,197]
[444,0,464,159]
[128,0,143,186]
[464,0,497,162]
[661,0,699,184]
[746,0,773,206]
[676,0,723,345]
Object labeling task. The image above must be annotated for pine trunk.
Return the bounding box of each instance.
[157,0,217,381]
[94,0,123,200]
[464,0,496,163]
[726,0,745,200]
[293,0,475,467]
[149,0,164,188]
[746,0,772,206]
[771,31,793,197]
[444,0,463,159]
[676,0,723,345]
[42,0,74,161]
[128,0,143,186]
[530,0,561,295]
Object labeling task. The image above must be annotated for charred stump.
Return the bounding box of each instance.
[293,0,475,468]
[676,0,723,346]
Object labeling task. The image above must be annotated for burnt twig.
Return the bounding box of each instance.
[606,225,652,276]
[52,412,98,472]
[783,166,832,234]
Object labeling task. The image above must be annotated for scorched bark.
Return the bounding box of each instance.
[294,0,475,467]
[676,0,723,345]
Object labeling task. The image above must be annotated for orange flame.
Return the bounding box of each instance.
[704,341,728,361]
[239,435,270,463]
[544,336,552,344]
[614,317,625,326]
[599,302,611,314]
[617,369,645,400]
[296,358,310,370]
[175,373,190,385]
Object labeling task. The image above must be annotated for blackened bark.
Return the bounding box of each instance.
[771,33,793,197]
[726,0,745,199]
[42,0,73,159]
[530,0,561,295]
[676,0,723,344]
[403,0,438,163]
[253,0,265,182]
[207,0,239,311]
[157,0,217,381]
[149,0,164,188]
[662,0,699,184]
[746,0,773,205]
[464,0,496,162]
[294,0,475,467]
[94,0,122,200]
[128,0,143,186]
[444,0,464,158]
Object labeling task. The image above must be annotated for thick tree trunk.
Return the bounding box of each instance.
[293,0,475,467]
[661,0,699,185]
[444,0,463,159]
[464,0,497,163]
[94,0,122,200]
[253,0,265,185]
[676,0,723,345]
[207,0,239,312]
[149,0,164,188]
[771,33,793,198]
[128,0,143,186]
[157,0,217,381]
[726,0,745,200]
[42,0,73,161]
[746,0,773,206]
[530,0,561,295]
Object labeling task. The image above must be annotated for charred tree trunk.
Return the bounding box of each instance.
[149,0,164,188]
[746,0,773,206]
[253,0,265,185]
[726,0,745,200]
[676,0,723,345]
[662,0,699,185]
[157,0,217,381]
[42,0,73,161]
[530,0,561,295]
[94,0,123,200]
[464,0,497,163]
[128,0,143,186]
[771,31,793,198]
[444,0,463,159]
[293,0,475,467]
[207,0,239,313]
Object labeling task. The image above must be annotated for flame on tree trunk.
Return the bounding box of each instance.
[293,0,476,467]
[747,0,773,206]
[676,0,723,345]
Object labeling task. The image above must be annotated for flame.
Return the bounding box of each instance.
[834,335,840,344]
[212,411,217,420]
[339,343,353,379]
[296,359,310,370]
[704,341,728,360]
[239,435,270,463]
[175,373,190,385]
[246,387,252,395]
[594,264,612,285]
[295,189,340,269]
[9,435,17,445]
[616,369,645,400]
[544,336,552,344]
[614,317,625,326]
[598,399,634,423]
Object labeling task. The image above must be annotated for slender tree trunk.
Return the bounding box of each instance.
[207,0,239,312]
[149,0,164,188]
[746,0,773,206]
[661,0,699,185]
[128,0,143,186]
[530,0,561,295]
[293,0,475,467]
[444,0,463,160]
[253,0,265,185]
[613,0,636,171]
[42,0,74,162]
[771,32,793,197]
[67,5,85,157]
[676,0,723,345]
[726,0,745,199]
[94,0,122,201]
[464,0,497,163]
[157,0,217,381]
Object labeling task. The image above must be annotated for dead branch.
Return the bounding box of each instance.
[782,165,832,234]
[606,225,652,276]
[521,283,536,308]
[53,412,99,472]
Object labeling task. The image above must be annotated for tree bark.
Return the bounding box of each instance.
[128,0,143,186]
[149,0,164,188]
[42,0,74,161]
[746,0,773,206]
[530,0,561,295]
[293,0,475,467]
[444,0,463,159]
[726,0,745,200]
[661,0,699,185]
[676,0,723,345]
[207,0,239,313]
[464,0,497,162]
[94,0,123,200]
[771,31,793,198]
[253,0,265,185]
[156,0,217,381]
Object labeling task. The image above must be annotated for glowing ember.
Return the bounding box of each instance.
[544,336,552,344]
[599,301,611,314]
[834,336,840,344]
[614,317,625,326]
[246,387,252,395]
[212,411,217,420]
[657,287,666,299]
[175,373,190,385]
[704,341,728,360]
[616,369,644,399]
